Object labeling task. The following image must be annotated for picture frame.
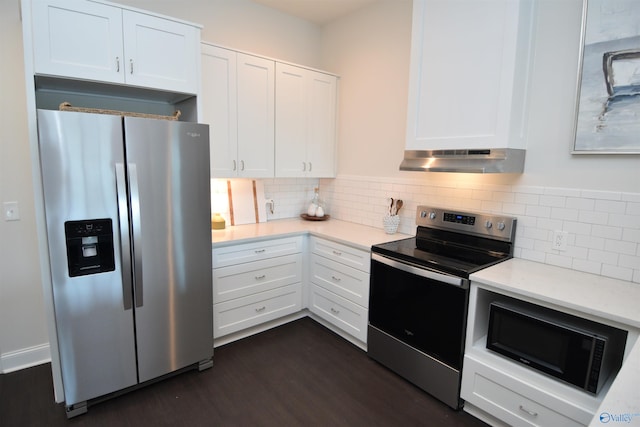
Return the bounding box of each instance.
[572,0,640,154]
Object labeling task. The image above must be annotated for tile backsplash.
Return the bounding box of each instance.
[257,175,639,284]
[322,175,640,283]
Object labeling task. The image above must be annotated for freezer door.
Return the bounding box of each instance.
[124,118,213,382]
[37,110,138,405]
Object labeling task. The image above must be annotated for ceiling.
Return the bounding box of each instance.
[251,0,380,25]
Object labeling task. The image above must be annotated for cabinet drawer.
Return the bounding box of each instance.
[213,236,303,268]
[214,283,302,338]
[214,254,301,302]
[310,237,370,273]
[309,283,367,343]
[310,254,369,307]
[461,355,590,427]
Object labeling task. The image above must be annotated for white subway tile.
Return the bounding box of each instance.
[595,200,626,214]
[520,249,547,263]
[540,195,566,207]
[591,224,623,240]
[627,202,640,215]
[526,205,551,218]
[575,234,605,250]
[622,228,640,243]
[551,207,579,221]
[609,213,640,229]
[536,218,564,231]
[544,187,582,197]
[618,254,640,269]
[588,249,618,265]
[605,239,638,256]
[515,186,545,195]
[515,193,540,205]
[566,197,595,211]
[563,221,592,235]
[502,203,527,215]
[545,253,573,269]
[601,264,633,282]
[572,259,602,275]
[581,190,622,201]
[578,210,609,225]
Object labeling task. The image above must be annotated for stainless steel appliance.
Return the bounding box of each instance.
[487,299,627,395]
[37,110,213,417]
[368,206,517,409]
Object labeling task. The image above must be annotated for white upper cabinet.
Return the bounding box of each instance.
[31,0,200,94]
[236,53,275,178]
[275,63,337,178]
[201,44,274,178]
[405,0,536,151]
[201,44,238,177]
[121,10,199,94]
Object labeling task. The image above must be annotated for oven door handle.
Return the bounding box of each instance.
[371,253,465,287]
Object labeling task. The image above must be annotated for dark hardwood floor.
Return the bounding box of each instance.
[0,318,487,426]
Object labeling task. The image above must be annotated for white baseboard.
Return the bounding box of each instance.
[1,343,51,373]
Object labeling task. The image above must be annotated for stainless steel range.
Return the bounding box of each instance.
[368,206,517,409]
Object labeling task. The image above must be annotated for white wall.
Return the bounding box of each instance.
[0,0,50,373]
[321,0,640,192]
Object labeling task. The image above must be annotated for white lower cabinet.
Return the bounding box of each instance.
[212,237,303,338]
[308,237,370,344]
[462,354,588,427]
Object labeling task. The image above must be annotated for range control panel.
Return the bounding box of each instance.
[416,206,516,242]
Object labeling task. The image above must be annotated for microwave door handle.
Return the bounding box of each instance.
[128,163,143,308]
[371,253,464,287]
[116,163,133,310]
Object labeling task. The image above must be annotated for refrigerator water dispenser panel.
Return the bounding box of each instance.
[64,219,115,277]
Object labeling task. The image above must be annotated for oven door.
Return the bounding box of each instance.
[369,253,468,370]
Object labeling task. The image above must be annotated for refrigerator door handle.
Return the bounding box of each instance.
[129,163,144,308]
[116,163,133,310]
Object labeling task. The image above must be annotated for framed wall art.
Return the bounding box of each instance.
[573,0,640,154]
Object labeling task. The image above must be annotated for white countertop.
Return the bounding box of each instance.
[470,258,640,329]
[211,218,411,250]
[471,259,640,426]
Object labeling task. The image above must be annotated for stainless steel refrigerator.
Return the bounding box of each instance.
[37,109,213,417]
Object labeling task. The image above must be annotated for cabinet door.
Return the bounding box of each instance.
[405,0,533,151]
[201,44,238,177]
[275,64,337,178]
[122,10,199,94]
[306,71,337,177]
[275,63,307,177]
[32,0,124,83]
[236,53,275,177]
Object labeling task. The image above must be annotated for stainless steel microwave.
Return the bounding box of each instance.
[486,301,627,394]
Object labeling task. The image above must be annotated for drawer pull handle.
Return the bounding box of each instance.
[330,307,340,315]
[254,249,266,254]
[519,405,538,417]
[332,250,342,256]
[331,275,341,282]
[255,274,266,280]
[255,306,266,313]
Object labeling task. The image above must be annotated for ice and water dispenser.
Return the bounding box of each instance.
[64,219,115,277]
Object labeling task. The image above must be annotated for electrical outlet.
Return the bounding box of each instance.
[552,230,568,251]
[3,201,20,221]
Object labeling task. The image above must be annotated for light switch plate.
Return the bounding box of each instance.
[4,201,20,221]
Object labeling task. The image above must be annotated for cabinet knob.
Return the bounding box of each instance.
[309,162,312,172]
[130,59,134,75]
[240,160,245,171]
[254,274,266,280]
[233,160,237,171]
[302,162,306,172]
[116,57,120,72]
[330,307,340,315]
[331,275,341,282]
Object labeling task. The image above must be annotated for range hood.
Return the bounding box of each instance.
[399,148,525,173]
